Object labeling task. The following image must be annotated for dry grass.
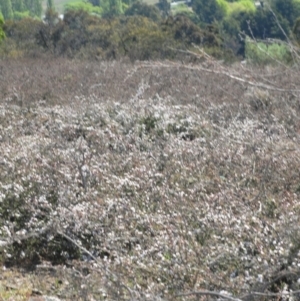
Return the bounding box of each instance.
[0,57,300,301]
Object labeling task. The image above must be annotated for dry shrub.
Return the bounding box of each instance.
[0,57,300,301]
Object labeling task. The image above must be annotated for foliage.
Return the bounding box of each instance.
[64,1,102,15]
[13,10,30,20]
[125,1,161,22]
[226,0,255,15]
[245,38,293,65]
[118,16,174,60]
[216,0,228,15]
[1,0,14,20]
[23,0,42,18]
[191,0,225,25]
[37,9,98,54]
[238,8,290,40]
[171,3,193,16]
[101,0,124,18]
[1,0,299,62]
[44,7,60,26]
[11,0,25,13]
[163,15,221,47]
[47,0,55,10]
[0,0,43,19]
[0,13,5,41]
[4,17,42,46]
[156,0,170,17]
[270,0,300,28]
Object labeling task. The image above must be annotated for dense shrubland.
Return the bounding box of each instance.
[1,0,300,300]
[0,57,300,300]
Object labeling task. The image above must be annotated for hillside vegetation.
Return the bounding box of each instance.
[0,57,300,300]
[1,0,300,300]
[1,0,300,62]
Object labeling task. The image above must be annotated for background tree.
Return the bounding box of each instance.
[125,1,161,22]
[1,0,14,19]
[270,0,300,28]
[156,0,170,18]
[44,0,59,26]
[47,0,54,10]
[119,15,170,60]
[88,0,100,6]
[191,0,225,25]
[102,0,123,18]
[11,0,25,13]
[121,0,136,9]
[239,8,290,40]
[64,1,102,15]
[24,0,42,17]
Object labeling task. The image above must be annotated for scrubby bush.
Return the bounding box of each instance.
[2,17,43,56]
[13,10,31,20]
[245,38,293,65]
[119,16,174,60]
[171,3,197,21]
[4,17,42,43]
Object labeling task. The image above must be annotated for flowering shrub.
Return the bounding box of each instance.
[0,58,300,300]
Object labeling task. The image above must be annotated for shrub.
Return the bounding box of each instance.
[119,16,173,60]
[245,38,293,65]
[0,183,82,266]
[13,10,31,20]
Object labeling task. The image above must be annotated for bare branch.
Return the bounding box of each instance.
[175,290,243,301]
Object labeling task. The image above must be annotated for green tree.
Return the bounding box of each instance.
[103,0,123,17]
[270,0,300,28]
[125,1,161,22]
[88,0,100,6]
[64,2,102,15]
[24,0,42,17]
[47,0,54,10]
[239,8,290,40]
[1,0,14,19]
[119,16,170,60]
[44,7,59,26]
[13,10,30,19]
[191,0,225,25]
[156,0,170,17]
[11,0,25,13]
[44,0,58,25]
